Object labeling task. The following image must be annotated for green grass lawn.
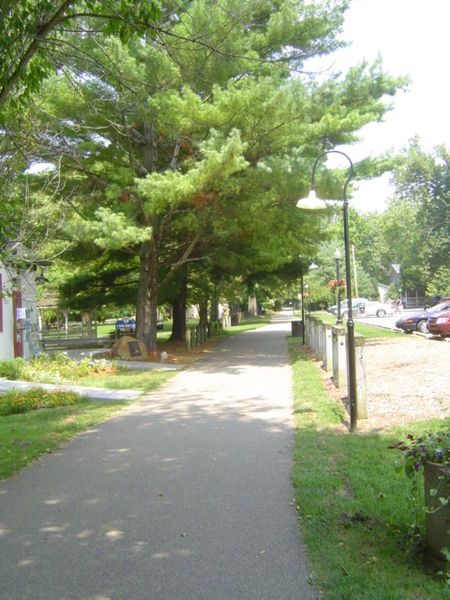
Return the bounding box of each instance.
[289,338,448,598]
[221,315,270,335]
[75,369,175,392]
[97,316,270,340]
[97,323,171,338]
[0,400,127,479]
[97,324,116,337]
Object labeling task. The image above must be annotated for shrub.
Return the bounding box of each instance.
[0,388,87,416]
[390,430,450,478]
[0,352,112,384]
[22,353,91,382]
[0,358,26,380]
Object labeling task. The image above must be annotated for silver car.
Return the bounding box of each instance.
[343,300,395,318]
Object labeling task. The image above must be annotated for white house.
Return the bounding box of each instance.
[0,264,41,360]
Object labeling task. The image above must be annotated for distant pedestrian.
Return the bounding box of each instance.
[430,295,442,307]
[395,298,403,313]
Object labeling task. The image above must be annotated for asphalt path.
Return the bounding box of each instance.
[0,313,317,600]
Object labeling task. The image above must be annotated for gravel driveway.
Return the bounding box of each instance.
[324,334,449,433]
[361,335,449,431]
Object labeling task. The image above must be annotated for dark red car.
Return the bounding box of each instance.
[427,309,450,338]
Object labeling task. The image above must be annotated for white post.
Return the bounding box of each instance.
[332,325,347,388]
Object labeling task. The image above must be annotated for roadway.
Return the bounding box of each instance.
[354,310,449,341]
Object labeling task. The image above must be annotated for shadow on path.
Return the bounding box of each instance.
[0,315,317,600]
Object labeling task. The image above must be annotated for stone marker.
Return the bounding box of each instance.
[110,336,148,360]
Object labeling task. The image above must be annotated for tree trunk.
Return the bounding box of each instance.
[248,295,258,316]
[147,290,158,353]
[198,297,209,330]
[198,296,208,340]
[134,121,160,352]
[210,285,219,321]
[81,311,92,332]
[136,239,159,352]
[62,310,69,335]
[169,273,187,342]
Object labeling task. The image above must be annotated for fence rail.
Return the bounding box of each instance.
[41,336,112,351]
[40,326,98,340]
[404,296,426,309]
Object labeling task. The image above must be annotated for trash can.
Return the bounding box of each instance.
[291,320,303,337]
[231,313,240,326]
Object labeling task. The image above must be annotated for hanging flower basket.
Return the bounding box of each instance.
[327,279,346,291]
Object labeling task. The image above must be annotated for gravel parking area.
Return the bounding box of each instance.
[323,334,449,433]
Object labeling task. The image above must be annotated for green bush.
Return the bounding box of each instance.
[273,300,282,311]
[0,352,110,384]
[0,358,26,380]
[23,353,91,382]
[0,388,87,416]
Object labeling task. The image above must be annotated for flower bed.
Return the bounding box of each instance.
[0,388,86,416]
[0,352,113,383]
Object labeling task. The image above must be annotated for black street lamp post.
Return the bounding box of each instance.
[299,264,305,345]
[296,150,357,432]
[334,248,343,325]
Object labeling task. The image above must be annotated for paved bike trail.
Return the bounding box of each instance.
[0,313,317,600]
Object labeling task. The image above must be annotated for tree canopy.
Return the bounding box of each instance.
[1,0,406,347]
[0,0,160,112]
[384,141,449,294]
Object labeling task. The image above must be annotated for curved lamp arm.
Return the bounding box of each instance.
[310,150,354,201]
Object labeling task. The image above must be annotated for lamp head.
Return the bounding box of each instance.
[334,248,340,260]
[296,190,328,211]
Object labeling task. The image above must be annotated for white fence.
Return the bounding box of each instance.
[296,315,367,420]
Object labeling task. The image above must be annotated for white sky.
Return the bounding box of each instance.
[322,0,450,212]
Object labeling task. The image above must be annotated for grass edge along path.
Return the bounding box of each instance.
[0,395,127,480]
[288,338,448,599]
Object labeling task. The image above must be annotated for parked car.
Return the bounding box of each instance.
[395,300,450,334]
[115,317,136,333]
[328,298,368,316]
[427,309,450,338]
[351,300,395,318]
